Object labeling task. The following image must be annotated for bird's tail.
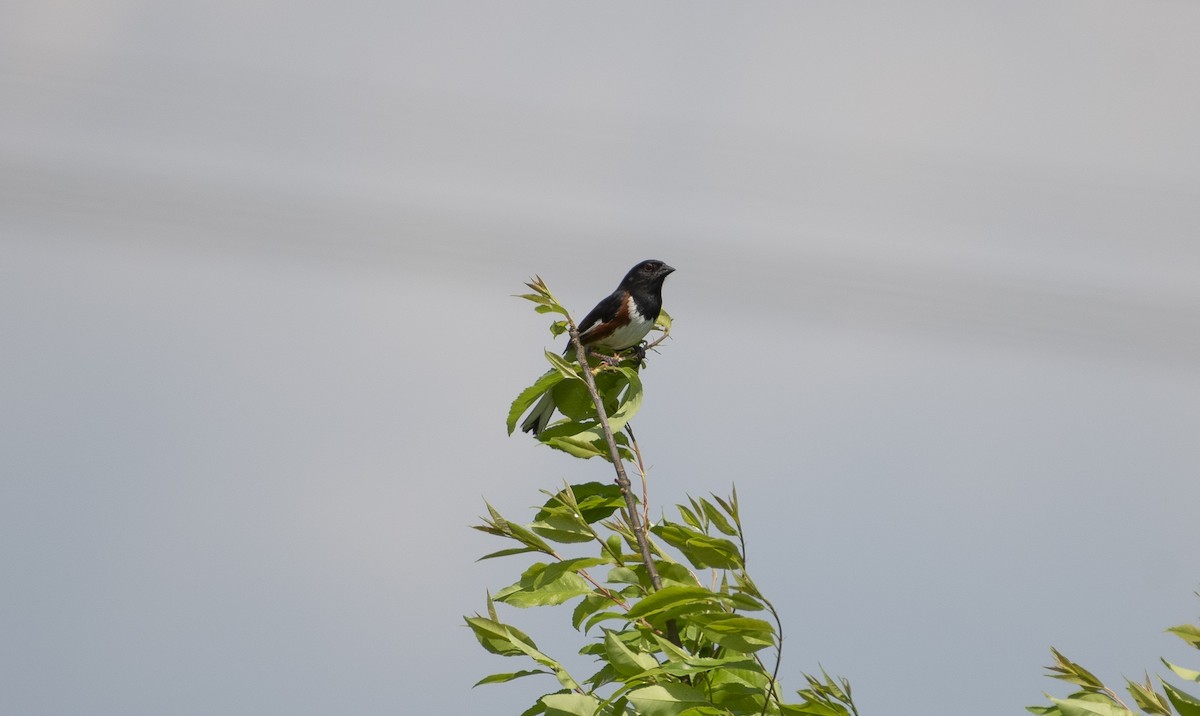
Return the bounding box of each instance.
[520,390,556,435]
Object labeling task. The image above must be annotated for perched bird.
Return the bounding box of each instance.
[521,259,675,435]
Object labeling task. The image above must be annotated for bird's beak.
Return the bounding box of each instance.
[660,264,675,276]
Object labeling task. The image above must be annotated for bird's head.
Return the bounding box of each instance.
[622,259,675,288]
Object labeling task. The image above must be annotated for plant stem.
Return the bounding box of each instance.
[568,329,680,646]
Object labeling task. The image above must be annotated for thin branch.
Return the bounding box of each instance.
[625,424,652,531]
[567,327,679,646]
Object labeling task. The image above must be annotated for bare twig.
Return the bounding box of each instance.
[625,424,652,531]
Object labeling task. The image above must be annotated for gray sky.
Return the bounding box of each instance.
[3,3,1199,715]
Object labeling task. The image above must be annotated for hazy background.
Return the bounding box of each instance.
[3,3,1198,714]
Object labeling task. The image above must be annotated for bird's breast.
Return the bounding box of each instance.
[591,295,655,351]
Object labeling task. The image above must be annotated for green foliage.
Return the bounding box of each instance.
[469,277,858,715]
[1031,603,1200,716]
[468,486,858,715]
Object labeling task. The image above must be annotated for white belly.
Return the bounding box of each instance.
[593,297,654,351]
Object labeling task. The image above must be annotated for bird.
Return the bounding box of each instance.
[520,259,675,436]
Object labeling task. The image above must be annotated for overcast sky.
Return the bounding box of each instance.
[3,3,1199,715]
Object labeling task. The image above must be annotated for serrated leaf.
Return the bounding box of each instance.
[627,683,711,716]
[508,370,564,435]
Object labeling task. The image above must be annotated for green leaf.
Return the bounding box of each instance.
[711,492,738,525]
[1047,648,1105,690]
[544,434,607,459]
[780,703,849,716]
[508,370,564,435]
[1126,674,1171,715]
[627,683,711,716]
[1165,658,1200,683]
[494,561,594,608]
[607,566,642,586]
[571,593,611,632]
[534,304,569,316]
[497,635,578,690]
[655,309,672,332]
[605,533,625,559]
[1048,696,1135,716]
[728,591,765,611]
[657,561,701,589]
[603,367,643,432]
[676,503,702,531]
[650,655,760,678]
[1169,624,1200,649]
[1163,682,1200,716]
[518,699,548,716]
[698,498,738,536]
[548,377,595,421]
[530,514,593,544]
[652,523,743,570]
[541,693,602,716]
[626,585,731,622]
[539,482,625,524]
[504,521,555,555]
[706,680,766,713]
[476,546,538,562]
[464,616,539,657]
[473,669,550,687]
[584,610,626,633]
[604,629,659,676]
[686,613,776,653]
[545,349,582,380]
